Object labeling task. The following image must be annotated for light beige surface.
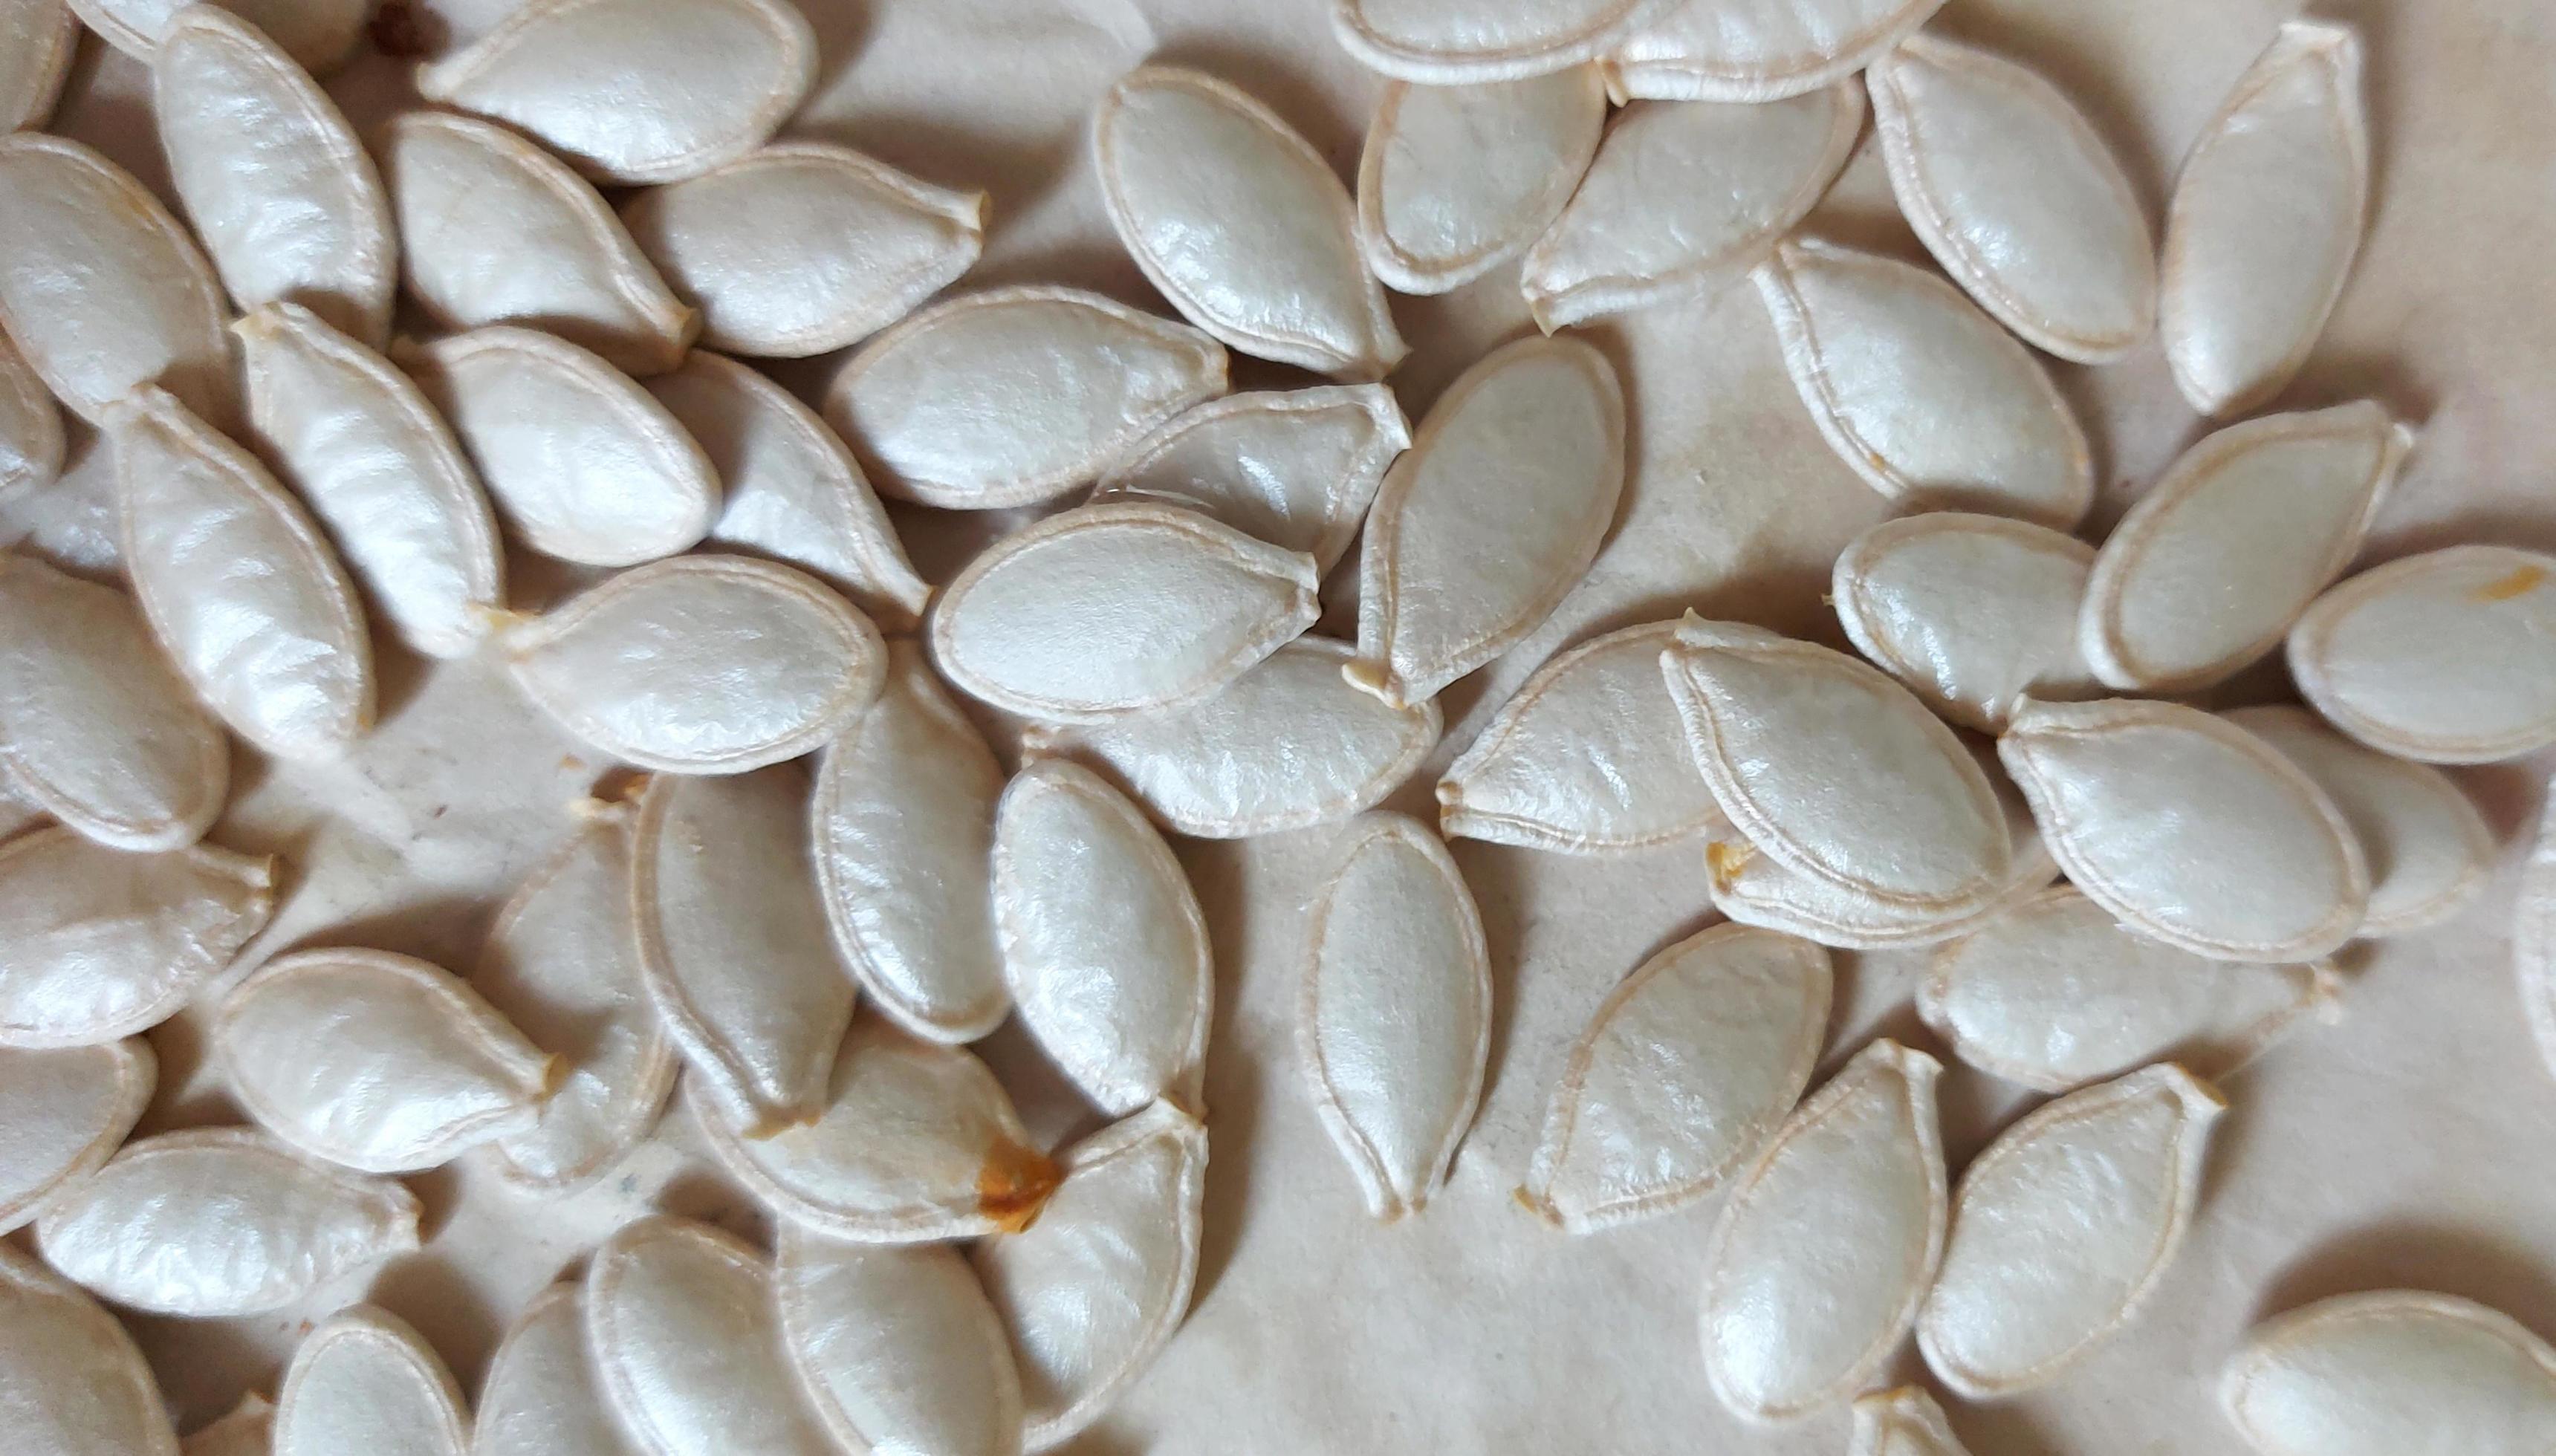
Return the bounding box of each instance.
[11,0,2556,1452]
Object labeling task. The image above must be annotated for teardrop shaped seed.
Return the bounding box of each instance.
[622,142,987,357]
[1850,1386,1973,1456]
[1832,512,2098,732]
[274,1305,469,1456]
[1087,383,1409,573]
[2161,21,2368,417]
[1350,334,1625,708]
[1332,0,1678,84]
[36,1126,421,1316]
[181,1393,276,1456]
[1300,812,1491,1219]
[504,555,883,773]
[2286,545,2556,764]
[0,0,77,132]
[1519,82,1861,331]
[2222,1290,2556,1456]
[107,385,376,761]
[1603,0,1947,103]
[68,0,363,71]
[154,7,395,347]
[0,134,233,428]
[0,1038,153,1233]
[1999,698,2370,961]
[1357,68,1606,296]
[1520,921,1829,1232]
[777,1230,1025,1456]
[825,285,1228,510]
[1095,66,1405,379]
[0,326,64,495]
[972,1102,1207,1449]
[379,111,698,377]
[2520,790,2556,1085]
[0,828,273,1048]
[416,0,817,185]
[0,1242,178,1455]
[474,1284,633,1456]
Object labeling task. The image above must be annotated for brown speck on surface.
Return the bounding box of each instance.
[2478,564,2548,601]
[978,1140,1063,1234]
[1705,839,1754,888]
[369,0,435,56]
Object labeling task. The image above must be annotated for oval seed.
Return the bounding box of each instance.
[1850,1387,1973,1456]
[2286,545,2556,764]
[1356,68,1606,296]
[1521,921,1829,1232]
[622,142,987,357]
[108,385,375,761]
[274,1305,468,1456]
[1754,238,2094,529]
[778,1230,1025,1456]
[1999,697,2370,961]
[2222,1290,2556,1456]
[0,0,77,132]
[67,0,363,71]
[826,285,1227,510]
[182,1394,276,1456]
[36,1126,421,1316]
[0,307,65,495]
[1094,66,1406,379]
[1603,0,1947,103]
[1833,512,2098,733]
[0,134,232,428]
[1350,334,1624,708]
[973,1102,1207,1449]
[416,0,816,185]
[2161,22,2368,417]
[1916,1064,2225,1397]
[0,1039,152,1233]
[474,1284,633,1456]
[1519,82,1861,331]
[2521,790,2556,1085]
[1300,812,1490,1220]
[1699,1040,1945,1423]
[4,426,122,577]
[1920,885,2339,1093]
[379,112,697,377]
[0,828,273,1048]
[154,7,394,347]
[505,556,883,773]
[0,1242,178,1455]
[1331,0,1676,83]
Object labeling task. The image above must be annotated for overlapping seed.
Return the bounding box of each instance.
[273,1304,469,1456]
[1603,0,1948,102]
[1358,68,1606,295]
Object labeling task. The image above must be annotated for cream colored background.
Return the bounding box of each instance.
[10,0,2556,1451]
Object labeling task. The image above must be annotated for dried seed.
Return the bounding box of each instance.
[1094,66,1406,379]
[1520,921,1829,1232]
[0,426,120,577]
[2221,1290,2556,1456]
[1832,512,2098,732]
[274,1305,468,1456]
[776,1229,1025,1456]
[1332,0,1677,83]
[1849,1387,1972,1456]
[0,0,76,131]
[66,0,363,72]
[0,325,64,496]
[1916,1063,2224,1397]
[2287,545,2556,764]
[2518,787,2556,1085]
[1357,68,1606,296]
[182,1394,276,1456]
[1603,0,1947,103]
[0,1241,178,1455]
[1350,334,1624,707]
[0,1038,152,1233]
[473,1284,631,1456]
[0,828,272,1047]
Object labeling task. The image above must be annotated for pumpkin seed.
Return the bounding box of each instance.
[776,1229,1025,1456]
[972,1101,1207,1448]
[1349,334,1624,708]
[475,1284,633,1456]
[0,308,65,496]
[182,1394,275,1456]
[378,112,697,377]
[274,1305,468,1456]
[1603,0,1946,103]
[0,828,272,1048]
[1332,0,1677,83]
[0,1038,152,1233]
[0,426,119,576]
[0,0,75,132]
[36,1125,421,1315]
[2221,1290,2556,1456]
[2160,21,2367,417]
[0,768,45,842]
[1999,697,2370,961]
[826,285,1227,510]
[622,141,987,357]
[2518,788,2556,1084]
[1754,237,2094,529]
[1833,512,2098,732]
[1916,1063,2224,1397]
[416,0,817,186]
[1850,1386,1972,1456]
[0,1241,178,1455]
[1699,1040,1944,1422]
[1094,66,1406,379]
[1357,68,1606,296]
[1520,920,1829,1232]
[1519,82,1861,330]
[2287,545,2556,764]
[68,0,363,70]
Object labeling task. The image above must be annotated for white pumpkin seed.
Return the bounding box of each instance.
[182,1394,276,1456]
[1332,0,1677,83]
[0,313,65,497]
[1754,238,2094,529]
[274,1305,467,1456]
[1356,68,1606,296]
[36,1126,421,1315]
[1519,82,1861,331]
[1850,1386,1972,1456]
[0,1038,152,1233]
[1300,812,1489,1219]
[632,764,855,1135]
[776,1229,1026,1456]
[1350,335,1624,708]
[1999,697,2370,961]
[1024,637,1440,839]
[1087,383,1409,573]
[0,1241,178,1455]
[379,111,697,377]
[1520,920,1829,1232]
[972,1101,1207,1449]
[68,0,363,71]
[644,350,929,628]
[1094,66,1406,380]
[1919,885,2340,1093]
[1832,512,2098,732]
[583,1216,837,1456]
[1699,1040,1944,1422]
[1603,0,1946,102]
[994,759,1212,1116]
[2221,1290,2556,1456]
[1869,33,2156,363]
[416,0,817,185]
[505,555,883,773]
[0,0,76,132]
[0,828,273,1047]
[826,285,1228,510]
[475,1284,633,1456]
[1916,1063,2225,1397]
[622,142,987,357]
[0,134,233,428]
[2518,787,2556,1085]
[2287,545,2556,764]
[1,427,121,577]
[2160,21,2368,417]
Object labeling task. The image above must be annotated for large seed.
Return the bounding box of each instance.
[473,1284,632,1456]
[2287,545,2556,764]
[1832,511,2098,732]
[1357,68,1606,296]
[0,829,270,1047]
[0,1241,178,1455]
[2220,1290,2556,1456]
[0,1038,153,1234]
[1332,0,1679,84]
[1603,0,1947,103]
[776,1231,1025,1456]
[273,1305,469,1456]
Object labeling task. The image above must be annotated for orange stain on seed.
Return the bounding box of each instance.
[2477,565,2548,600]
[1705,840,1754,888]
[979,1141,1063,1234]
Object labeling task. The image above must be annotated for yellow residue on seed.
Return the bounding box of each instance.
[2476,564,2547,601]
